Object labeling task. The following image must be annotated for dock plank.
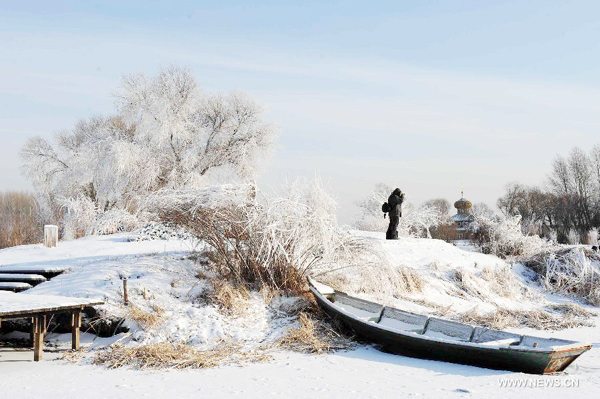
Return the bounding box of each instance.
[0,282,33,292]
[0,274,47,283]
[0,266,68,278]
[0,292,103,318]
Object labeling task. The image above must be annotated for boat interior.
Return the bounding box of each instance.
[320,289,577,350]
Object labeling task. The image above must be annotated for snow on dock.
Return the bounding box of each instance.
[0,292,103,317]
[0,273,47,283]
[0,282,32,292]
[0,265,68,277]
[0,291,104,361]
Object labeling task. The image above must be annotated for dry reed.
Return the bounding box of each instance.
[127,304,164,330]
[93,342,273,370]
[456,306,595,330]
[277,312,354,354]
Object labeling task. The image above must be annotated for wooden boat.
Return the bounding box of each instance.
[308,277,592,374]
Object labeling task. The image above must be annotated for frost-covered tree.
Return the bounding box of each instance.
[471,202,496,220]
[400,203,448,238]
[422,198,451,217]
[21,66,277,229]
[353,183,393,231]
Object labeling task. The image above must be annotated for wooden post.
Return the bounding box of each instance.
[44,225,58,248]
[30,317,35,348]
[71,310,82,350]
[33,315,46,361]
[122,278,129,306]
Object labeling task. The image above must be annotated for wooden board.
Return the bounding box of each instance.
[0,282,33,292]
[0,291,104,318]
[0,265,67,274]
[0,273,47,282]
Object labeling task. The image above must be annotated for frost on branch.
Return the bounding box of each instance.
[20,66,277,236]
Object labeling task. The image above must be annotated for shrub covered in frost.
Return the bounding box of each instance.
[525,247,600,306]
[145,180,366,293]
[130,222,195,242]
[90,209,146,236]
[61,195,98,240]
[473,214,553,259]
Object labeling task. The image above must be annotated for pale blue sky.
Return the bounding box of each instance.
[2,1,600,222]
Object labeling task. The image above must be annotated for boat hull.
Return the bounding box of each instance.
[310,283,591,374]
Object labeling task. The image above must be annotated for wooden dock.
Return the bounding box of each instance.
[0,292,103,361]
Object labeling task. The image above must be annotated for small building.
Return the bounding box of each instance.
[452,192,474,239]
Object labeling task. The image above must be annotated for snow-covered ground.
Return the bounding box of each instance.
[1,232,599,398]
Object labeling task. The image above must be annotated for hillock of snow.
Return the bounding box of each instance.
[1,229,596,350]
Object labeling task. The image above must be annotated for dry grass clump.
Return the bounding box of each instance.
[93,342,272,370]
[548,302,597,318]
[481,267,518,298]
[209,278,251,317]
[61,348,87,363]
[393,266,425,294]
[449,270,489,302]
[345,265,425,300]
[456,306,595,330]
[448,266,540,305]
[277,312,354,354]
[318,273,352,292]
[127,304,164,330]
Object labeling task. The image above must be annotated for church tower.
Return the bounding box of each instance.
[452,190,474,238]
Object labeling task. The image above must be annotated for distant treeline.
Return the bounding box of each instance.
[0,191,41,249]
[497,145,600,244]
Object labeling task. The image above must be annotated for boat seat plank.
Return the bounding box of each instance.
[425,318,473,341]
[378,307,429,331]
[520,335,575,349]
[478,338,521,346]
[472,327,521,344]
[334,293,383,319]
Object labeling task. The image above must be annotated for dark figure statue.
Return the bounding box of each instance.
[386,188,404,240]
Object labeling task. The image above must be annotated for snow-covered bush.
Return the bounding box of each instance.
[89,209,146,236]
[61,195,98,240]
[526,247,600,306]
[473,214,553,259]
[147,180,365,293]
[21,66,277,239]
